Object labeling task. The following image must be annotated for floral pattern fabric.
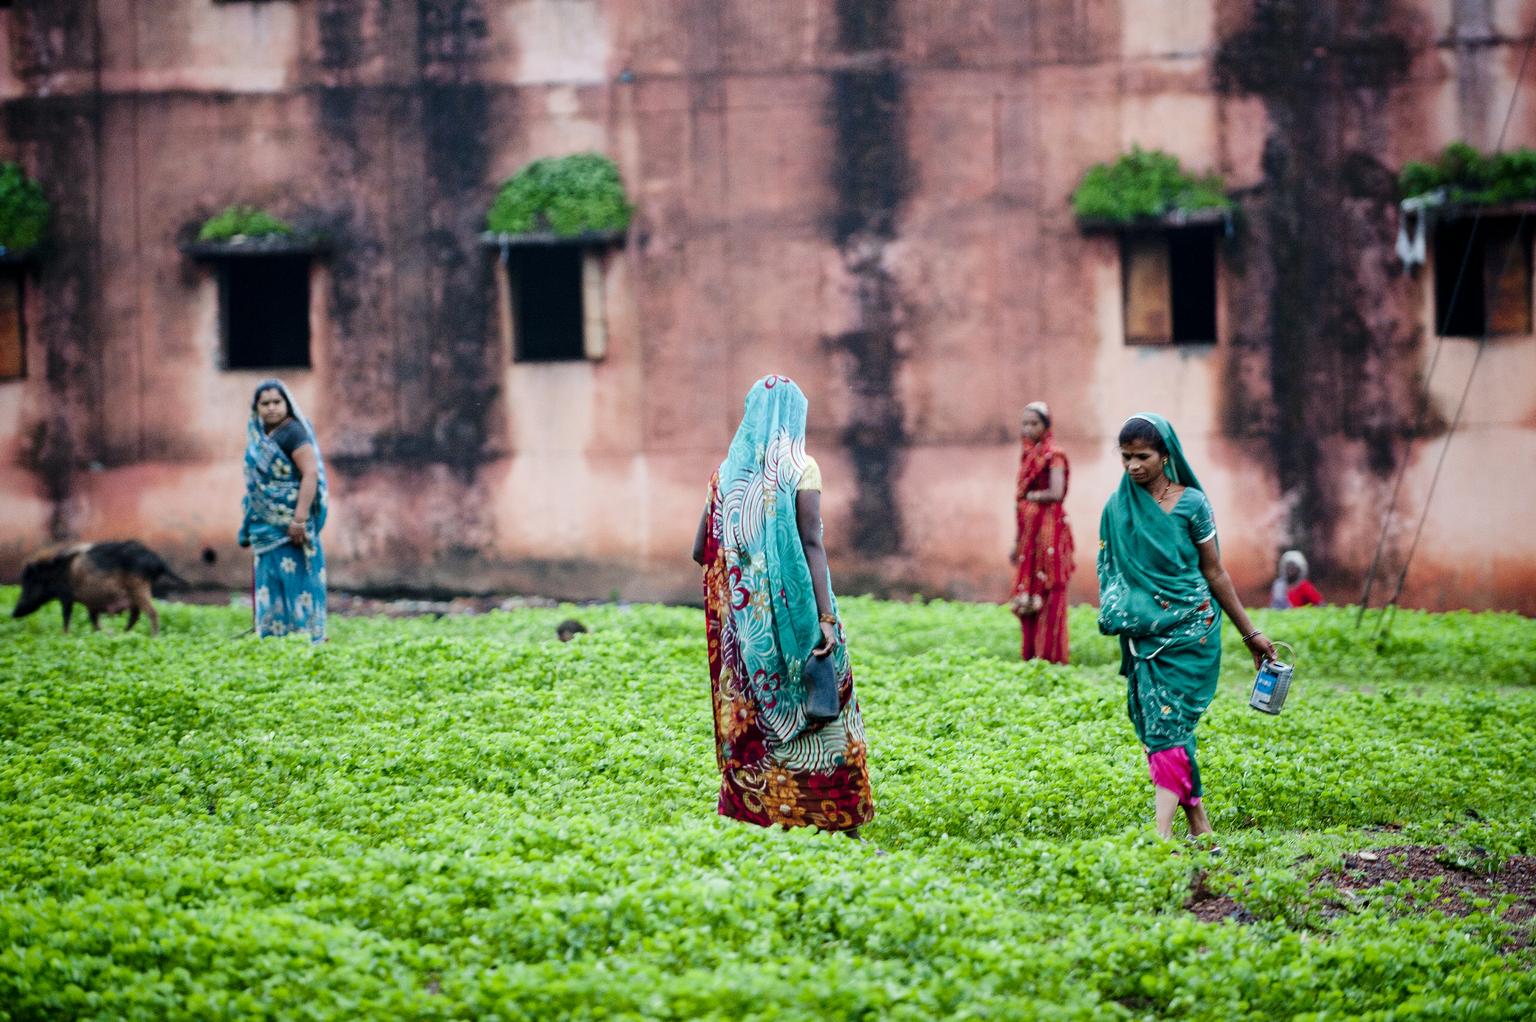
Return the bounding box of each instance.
[254,541,327,641]
[239,378,328,642]
[701,375,873,831]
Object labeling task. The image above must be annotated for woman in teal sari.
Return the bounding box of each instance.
[238,379,328,641]
[1097,414,1274,839]
[691,375,874,834]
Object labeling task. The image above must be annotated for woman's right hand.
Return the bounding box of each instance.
[1243,630,1277,669]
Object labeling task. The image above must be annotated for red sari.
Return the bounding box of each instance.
[1011,434,1075,663]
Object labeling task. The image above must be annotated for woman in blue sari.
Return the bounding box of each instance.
[1097,414,1273,839]
[690,375,874,834]
[238,379,328,641]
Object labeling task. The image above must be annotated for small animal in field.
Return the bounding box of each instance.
[12,540,187,636]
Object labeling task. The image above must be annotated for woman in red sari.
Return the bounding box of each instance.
[1010,401,1075,663]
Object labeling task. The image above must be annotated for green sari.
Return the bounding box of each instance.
[1097,414,1222,800]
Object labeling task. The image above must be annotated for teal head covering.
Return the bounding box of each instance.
[1097,413,1211,638]
[239,378,329,555]
[716,375,842,745]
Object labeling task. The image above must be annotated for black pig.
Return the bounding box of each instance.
[13,541,186,636]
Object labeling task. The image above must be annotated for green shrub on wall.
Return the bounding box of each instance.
[1400,142,1536,204]
[0,162,49,251]
[197,205,295,242]
[1072,146,1232,224]
[486,153,633,236]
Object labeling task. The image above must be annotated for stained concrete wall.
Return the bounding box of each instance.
[1,0,1534,612]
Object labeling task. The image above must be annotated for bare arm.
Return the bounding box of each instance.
[1024,461,1066,504]
[288,444,319,544]
[1197,539,1277,668]
[796,488,837,656]
[691,508,709,566]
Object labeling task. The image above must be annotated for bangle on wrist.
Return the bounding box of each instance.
[1241,628,1262,642]
[818,613,838,625]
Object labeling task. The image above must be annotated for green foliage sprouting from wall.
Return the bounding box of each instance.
[197,205,295,243]
[1399,142,1536,205]
[1072,146,1232,223]
[486,153,633,237]
[0,162,49,252]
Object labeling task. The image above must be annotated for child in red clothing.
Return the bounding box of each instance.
[1269,550,1325,608]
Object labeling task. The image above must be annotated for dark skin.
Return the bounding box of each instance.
[1011,409,1066,564]
[254,387,319,546]
[692,490,837,657]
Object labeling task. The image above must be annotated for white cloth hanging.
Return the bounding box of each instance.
[1396,190,1445,270]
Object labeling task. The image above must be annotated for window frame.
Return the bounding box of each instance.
[484,230,622,366]
[182,235,326,372]
[0,265,27,381]
[1120,224,1221,347]
[1431,212,1534,339]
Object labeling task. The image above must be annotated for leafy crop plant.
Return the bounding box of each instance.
[1,593,1533,1019]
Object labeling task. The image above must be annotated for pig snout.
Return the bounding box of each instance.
[11,587,47,618]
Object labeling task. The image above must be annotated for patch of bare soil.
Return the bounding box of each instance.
[1187,870,1257,923]
[1319,846,1536,928]
[1188,846,1536,943]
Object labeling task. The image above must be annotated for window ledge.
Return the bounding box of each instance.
[479,229,627,249]
[180,235,328,259]
[1078,207,1233,233]
[1426,198,1536,221]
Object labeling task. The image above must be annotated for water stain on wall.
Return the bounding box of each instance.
[7,4,106,539]
[1214,0,1437,573]
[825,1,910,558]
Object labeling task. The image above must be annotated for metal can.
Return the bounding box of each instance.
[1249,641,1296,715]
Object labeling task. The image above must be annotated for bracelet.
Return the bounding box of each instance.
[818,613,839,625]
[1241,628,1263,642]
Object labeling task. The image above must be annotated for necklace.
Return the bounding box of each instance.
[1149,478,1172,504]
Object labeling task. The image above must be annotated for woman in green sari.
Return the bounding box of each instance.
[1097,414,1275,839]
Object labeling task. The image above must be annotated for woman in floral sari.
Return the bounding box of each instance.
[238,379,328,641]
[1097,414,1273,839]
[691,375,874,834]
[1010,401,1074,663]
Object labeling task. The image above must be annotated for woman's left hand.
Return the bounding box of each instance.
[287,519,308,545]
[812,620,837,657]
[1243,630,1277,669]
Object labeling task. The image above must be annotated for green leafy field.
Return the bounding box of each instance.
[2,591,1533,1020]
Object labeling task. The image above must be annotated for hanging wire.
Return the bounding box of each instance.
[1373,214,1529,640]
[1355,17,1536,632]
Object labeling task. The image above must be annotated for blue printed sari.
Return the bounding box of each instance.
[238,380,328,641]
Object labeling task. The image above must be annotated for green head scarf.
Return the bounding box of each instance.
[1097,413,1213,638]
[716,375,843,745]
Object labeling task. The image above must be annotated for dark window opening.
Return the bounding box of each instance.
[1169,229,1217,342]
[509,247,585,362]
[1434,216,1532,337]
[220,256,311,369]
[0,269,25,380]
[1123,229,1218,345]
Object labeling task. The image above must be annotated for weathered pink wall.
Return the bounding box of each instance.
[1,1,1534,612]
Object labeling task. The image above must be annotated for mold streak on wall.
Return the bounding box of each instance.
[1215,0,1433,574]
[826,1,909,558]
